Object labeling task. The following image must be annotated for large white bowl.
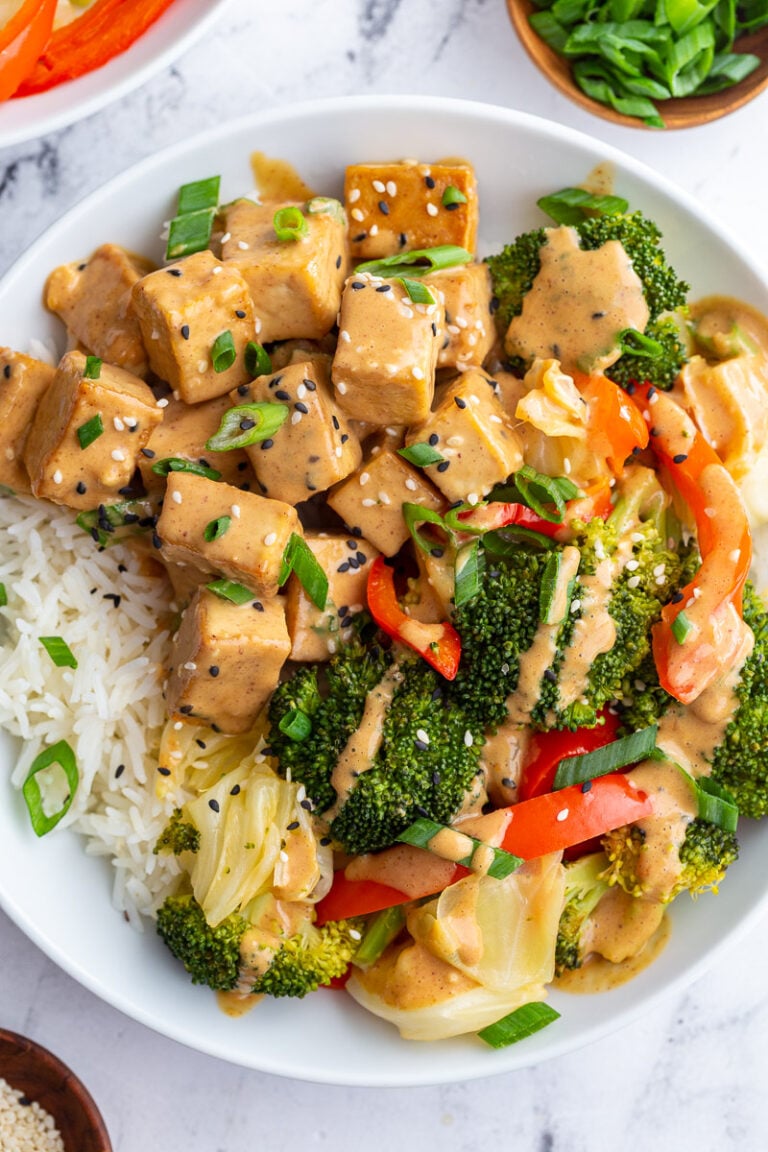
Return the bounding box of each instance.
[0,96,766,1086]
[0,0,232,150]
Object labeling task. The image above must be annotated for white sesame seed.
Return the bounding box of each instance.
[359,471,370,486]
[426,203,439,217]
[3,447,13,460]
[221,232,231,243]
[464,730,474,747]
[378,490,391,505]
[405,477,418,491]
[173,720,183,731]
[446,324,460,336]
[254,317,262,333]
[339,330,351,343]
[686,597,696,609]
[372,179,386,193]
[111,448,126,462]
[231,504,241,519]
[619,405,632,423]
[594,539,606,560]
[501,663,510,675]
[563,457,572,475]
[386,181,397,196]
[417,728,430,744]
[291,411,303,425]
[156,397,169,408]
[327,639,337,654]
[172,490,183,504]
[631,532,644,543]
[627,575,641,589]
[467,492,479,506]
[570,599,582,613]
[52,469,63,484]
[400,306,414,319]
[653,563,666,576]
[625,559,639,571]
[124,416,138,428]
[693,587,702,599]
[297,383,307,399]
[649,391,659,404]
[280,850,289,863]
[183,661,197,671]
[556,808,569,822]
[412,366,424,380]
[489,414,503,425]
[212,265,222,275]
[238,240,250,251]
[349,928,362,941]
[655,576,666,586]
[729,548,741,563]
[113,416,125,431]
[351,207,365,222]
[336,381,347,395]
[455,316,468,329]
[348,188,361,203]
[335,445,343,457]
[264,532,277,546]
[197,359,208,373]
[446,435,463,446]
[361,497,376,507]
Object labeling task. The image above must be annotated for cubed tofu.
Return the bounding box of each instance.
[285,533,379,661]
[332,275,443,425]
[166,588,290,733]
[344,160,478,260]
[45,244,154,378]
[22,350,163,510]
[155,471,300,597]
[327,448,443,557]
[132,250,253,404]
[137,394,256,498]
[425,263,497,370]
[0,349,55,494]
[220,198,346,343]
[405,371,524,503]
[236,360,361,504]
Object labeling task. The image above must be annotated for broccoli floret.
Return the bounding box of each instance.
[156,893,362,997]
[606,316,687,392]
[616,650,675,735]
[555,852,611,975]
[153,808,200,856]
[602,817,738,904]
[709,582,768,817]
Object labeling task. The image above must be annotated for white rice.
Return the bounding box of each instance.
[0,493,182,927]
[0,1077,65,1152]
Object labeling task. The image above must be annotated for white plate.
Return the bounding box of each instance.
[0,96,767,1086]
[0,0,232,150]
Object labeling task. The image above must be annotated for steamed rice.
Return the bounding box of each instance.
[0,492,182,927]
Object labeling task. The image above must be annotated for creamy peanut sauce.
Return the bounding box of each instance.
[426,878,485,967]
[558,913,670,994]
[624,758,700,902]
[553,556,617,715]
[216,989,262,1017]
[345,842,458,899]
[272,819,321,903]
[582,162,616,197]
[250,151,316,203]
[355,939,477,1010]
[691,295,768,359]
[327,664,401,820]
[427,826,475,864]
[583,885,666,965]
[505,226,649,374]
[480,720,529,807]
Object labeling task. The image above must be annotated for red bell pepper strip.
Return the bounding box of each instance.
[577,372,650,474]
[0,0,56,100]
[15,0,177,97]
[458,501,563,539]
[629,383,752,704]
[367,555,461,680]
[519,711,621,801]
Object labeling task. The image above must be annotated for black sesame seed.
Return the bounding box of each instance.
[179,704,193,714]
[118,486,133,496]
[180,325,190,340]
[378,200,390,215]
[454,396,467,410]
[351,525,363,537]
[399,232,407,248]
[591,311,606,320]
[340,615,353,628]
[339,603,350,615]
[257,480,268,493]
[432,770,441,787]
[195,739,207,749]
[141,447,156,458]
[287,820,300,831]
[632,446,642,456]
[415,805,430,818]
[300,799,312,811]
[332,415,340,430]
[431,687,443,701]
[673,453,688,464]
[544,668,558,683]
[274,390,290,401]
[308,454,320,463]
[356,551,367,565]
[425,175,435,189]
[648,386,657,398]
[90,528,100,543]
[303,377,316,391]
[261,745,273,756]
[103,593,122,607]
[211,723,221,733]
[626,382,636,395]
[260,439,274,450]
[157,766,171,776]
[341,433,349,444]
[428,433,439,446]
[337,561,350,573]
[650,427,661,437]
[3,364,10,379]
[376,284,391,293]
[430,547,444,558]
[671,591,684,604]
[320,836,332,846]
[348,557,359,570]
[414,739,429,752]
[445,201,460,212]
[167,268,182,277]
[581,780,593,793]
[115,764,125,778]
[436,460,450,473]
[239,482,251,491]
[76,481,87,494]
[351,281,365,290]
[239,418,256,430]
[209,665,220,677]
[336,255,342,269]
[237,384,250,396]
[208,798,220,812]
[431,322,437,337]
[118,563,127,573]
[230,784,241,796]
[235,309,246,319]
[152,532,162,549]
[77,263,87,272]
[237,460,248,471]
[295,401,309,414]
[252,600,264,611]
[501,777,515,789]
[268,374,283,389]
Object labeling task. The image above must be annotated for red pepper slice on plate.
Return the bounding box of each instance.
[519,711,621,801]
[0,0,56,100]
[15,0,177,97]
[458,501,563,539]
[367,555,461,680]
[577,372,650,474]
[629,383,752,704]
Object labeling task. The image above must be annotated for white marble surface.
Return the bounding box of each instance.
[2,1,768,1148]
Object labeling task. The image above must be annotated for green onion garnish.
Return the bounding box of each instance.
[39,636,78,669]
[76,499,153,547]
[695,777,739,833]
[177,175,221,215]
[211,330,237,374]
[672,609,694,644]
[478,1002,560,1049]
[277,533,328,611]
[398,442,446,467]
[205,402,289,452]
[618,328,665,358]
[22,740,79,837]
[278,708,313,742]
[399,277,435,305]
[355,244,473,279]
[397,816,523,880]
[537,187,629,226]
[206,579,254,605]
[166,207,217,260]
[553,725,659,790]
[244,341,272,378]
[354,906,406,968]
[402,502,448,555]
[76,413,103,450]
[454,539,484,609]
[273,206,308,242]
[151,458,222,481]
[0,584,6,607]
[203,516,231,543]
[483,526,557,553]
[441,185,468,208]
[83,357,102,380]
[539,550,573,625]
[513,465,571,523]
[306,196,346,224]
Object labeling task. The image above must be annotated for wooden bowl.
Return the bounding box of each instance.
[0,1030,112,1152]
[509,0,768,129]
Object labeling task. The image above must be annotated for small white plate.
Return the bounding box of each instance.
[0,0,232,150]
[0,96,766,1086]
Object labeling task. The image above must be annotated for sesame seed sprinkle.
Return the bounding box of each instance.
[556,808,569,822]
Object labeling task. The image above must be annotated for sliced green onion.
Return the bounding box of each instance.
[278,533,329,611]
[83,356,102,381]
[399,277,435,305]
[0,584,6,607]
[177,175,220,215]
[402,502,448,554]
[553,725,659,790]
[441,185,468,208]
[539,550,574,625]
[166,207,216,260]
[22,740,79,837]
[273,206,308,242]
[151,457,222,481]
[478,1002,560,1049]
[77,413,103,449]
[278,708,313,742]
[203,516,231,543]
[513,465,568,523]
[205,402,289,452]
[355,245,472,279]
[306,196,346,224]
[618,328,665,358]
[211,330,237,374]
[454,539,484,609]
[695,777,739,833]
[443,501,484,534]
[206,579,254,605]
[354,906,406,968]
[244,341,272,378]
[484,526,557,553]
[398,442,446,467]
[39,636,78,669]
[397,817,523,880]
[672,609,694,644]
[76,499,153,547]
[537,187,629,226]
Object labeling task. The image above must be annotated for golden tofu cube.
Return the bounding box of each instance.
[285,533,379,662]
[155,471,300,597]
[327,448,443,557]
[166,588,290,733]
[405,371,524,503]
[0,349,55,494]
[344,160,478,260]
[45,244,154,378]
[236,359,361,505]
[332,275,443,424]
[132,250,254,404]
[23,350,163,510]
[220,198,347,343]
[425,263,497,370]
[138,394,255,498]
